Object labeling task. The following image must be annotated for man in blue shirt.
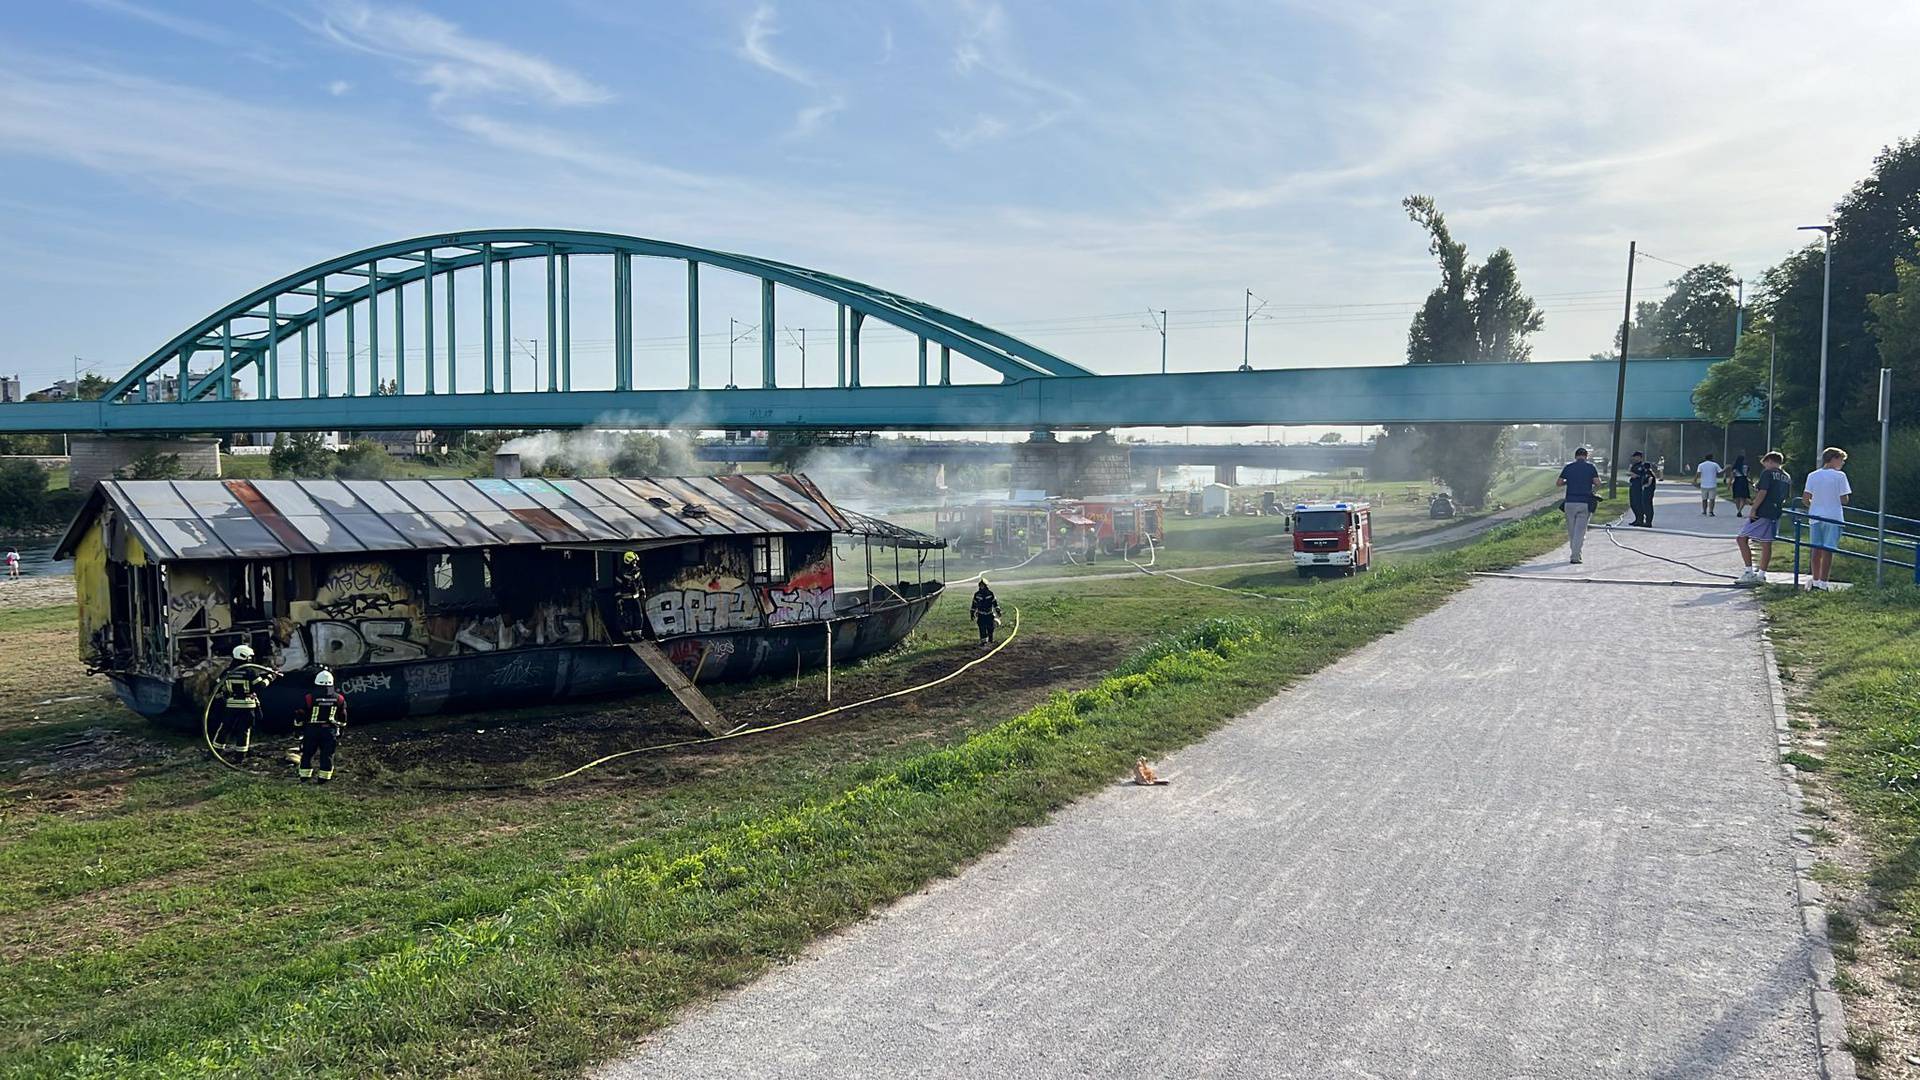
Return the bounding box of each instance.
[1556,447,1600,564]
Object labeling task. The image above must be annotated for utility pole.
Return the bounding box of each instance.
[785,326,807,388]
[1240,290,1266,371]
[1148,309,1168,374]
[1608,242,1636,498]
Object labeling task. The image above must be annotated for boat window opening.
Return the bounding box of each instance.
[752,535,786,583]
[428,551,494,611]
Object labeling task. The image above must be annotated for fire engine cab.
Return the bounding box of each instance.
[1291,501,1373,577]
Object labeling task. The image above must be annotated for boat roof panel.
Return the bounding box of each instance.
[69,474,858,562]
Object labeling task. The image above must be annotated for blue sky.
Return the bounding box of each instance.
[5,0,1920,406]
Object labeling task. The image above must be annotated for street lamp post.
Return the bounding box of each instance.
[1766,326,1777,451]
[1799,224,1834,452]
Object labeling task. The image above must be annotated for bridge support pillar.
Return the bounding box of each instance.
[69,436,221,490]
[1010,430,1131,498]
[1213,463,1238,486]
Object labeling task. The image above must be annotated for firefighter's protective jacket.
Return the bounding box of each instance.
[219,662,278,708]
[297,692,349,731]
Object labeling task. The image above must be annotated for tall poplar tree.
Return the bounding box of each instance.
[1400,196,1544,504]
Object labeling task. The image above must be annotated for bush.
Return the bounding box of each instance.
[117,449,183,480]
[270,432,336,479]
[0,459,50,529]
[335,441,396,480]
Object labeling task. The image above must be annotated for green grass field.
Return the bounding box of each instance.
[908,466,1561,583]
[0,498,1592,1078]
[1765,580,1920,1067]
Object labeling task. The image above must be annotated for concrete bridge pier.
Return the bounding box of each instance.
[69,435,221,489]
[1009,429,1132,497]
[1214,463,1239,486]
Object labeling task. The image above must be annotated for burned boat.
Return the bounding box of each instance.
[54,473,946,727]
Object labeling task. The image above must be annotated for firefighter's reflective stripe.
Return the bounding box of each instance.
[308,696,344,728]
[316,769,333,780]
[298,767,313,778]
[222,675,260,708]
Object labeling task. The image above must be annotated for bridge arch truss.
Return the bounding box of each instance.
[103,229,1091,407]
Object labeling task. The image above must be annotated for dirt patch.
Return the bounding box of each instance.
[350,634,1121,791]
[0,574,76,610]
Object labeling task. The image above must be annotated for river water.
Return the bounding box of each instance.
[2,536,70,578]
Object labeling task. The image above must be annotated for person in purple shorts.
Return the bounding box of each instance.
[1737,451,1791,584]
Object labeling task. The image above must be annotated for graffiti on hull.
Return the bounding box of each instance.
[279,602,587,669]
[645,554,835,635]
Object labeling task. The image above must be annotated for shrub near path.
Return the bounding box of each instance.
[2,506,1590,1078]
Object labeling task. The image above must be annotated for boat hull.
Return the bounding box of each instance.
[121,591,940,729]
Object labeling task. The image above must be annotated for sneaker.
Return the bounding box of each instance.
[1570,556,1583,564]
[1739,567,1766,584]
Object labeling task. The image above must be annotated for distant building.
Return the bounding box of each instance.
[362,429,437,457]
[32,378,78,400]
[0,375,21,403]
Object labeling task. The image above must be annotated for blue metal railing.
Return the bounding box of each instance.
[1783,503,1920,587]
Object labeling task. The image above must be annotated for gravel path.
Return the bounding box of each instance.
[605,487,1821,1079]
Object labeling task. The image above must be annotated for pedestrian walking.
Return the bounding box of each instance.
[1556,447,1600,564]
[211,643,278,760]
[1628,451,1658,527]
[1802,447,1852,590]
[1737,452,1792,584]
[1729,454,1752,515]
[970,580,1002,647]
[1694,454,1723,516]
[4,547,19,580]
[295,669,348,783]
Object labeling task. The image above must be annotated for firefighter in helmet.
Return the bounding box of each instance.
[615,549,646,639]
[212,642,278,760]
[295,669,349,783]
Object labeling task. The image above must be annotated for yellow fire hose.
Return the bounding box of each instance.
[201,696,247,773]
[533,606,1022,785]
[198,608,1028,792]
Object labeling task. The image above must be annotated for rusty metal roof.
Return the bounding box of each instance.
[59,473,874,563]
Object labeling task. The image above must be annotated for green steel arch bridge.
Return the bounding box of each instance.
[0,230,1720,435]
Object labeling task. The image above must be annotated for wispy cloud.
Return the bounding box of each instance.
[737,4,844,139]
[78,0,285,65]
[316,2,610,107]
[327,79,353,97]
[937,0,1079,148]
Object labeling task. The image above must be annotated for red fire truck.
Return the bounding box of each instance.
[1069,495,1167,555]
[1291,501,1372,577]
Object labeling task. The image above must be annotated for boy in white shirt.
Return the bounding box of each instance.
[1694,454,1722,516]
[1802,447,1852,589]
